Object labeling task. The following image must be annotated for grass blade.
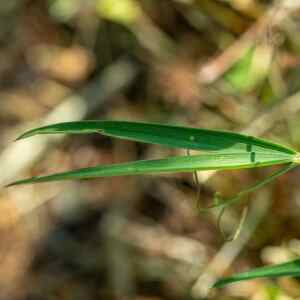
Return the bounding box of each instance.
[16,121,296,154]
[7,152,293,186]
[214,259,300,288]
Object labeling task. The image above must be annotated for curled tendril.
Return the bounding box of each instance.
[217,205,248,242]
[186,150,296,241]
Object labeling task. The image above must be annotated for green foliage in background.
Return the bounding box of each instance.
[223,45,273,93]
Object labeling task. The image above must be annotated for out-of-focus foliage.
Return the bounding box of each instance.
[96,0,142,25]
[224,45,274,93]
[49,0,82,21]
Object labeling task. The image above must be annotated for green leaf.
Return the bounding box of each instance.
[224,46,255,91]
[7,152,294,186]
[223,45,272,93]
[214,259,300,288]
[16,121,296,155]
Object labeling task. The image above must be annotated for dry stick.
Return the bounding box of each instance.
[197,0,300,84]
[119,218,208,268]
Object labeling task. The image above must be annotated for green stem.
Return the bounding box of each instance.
[199,163,297,211]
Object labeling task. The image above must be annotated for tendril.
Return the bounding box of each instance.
[186,149,296,241]
[217,205,248,242]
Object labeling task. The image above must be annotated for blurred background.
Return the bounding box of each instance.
[2,0,300,299]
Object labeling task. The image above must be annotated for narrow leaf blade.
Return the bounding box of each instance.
[214,259,300,288]
[16,121,296,155]
[7,152,293,186]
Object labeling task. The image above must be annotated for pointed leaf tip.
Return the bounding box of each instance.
[6,180,26,187]
[15,130,37,141]
[5,183,14,188]
[6,176,41,187]
[5,182,17,188]
[15,134,26,141]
